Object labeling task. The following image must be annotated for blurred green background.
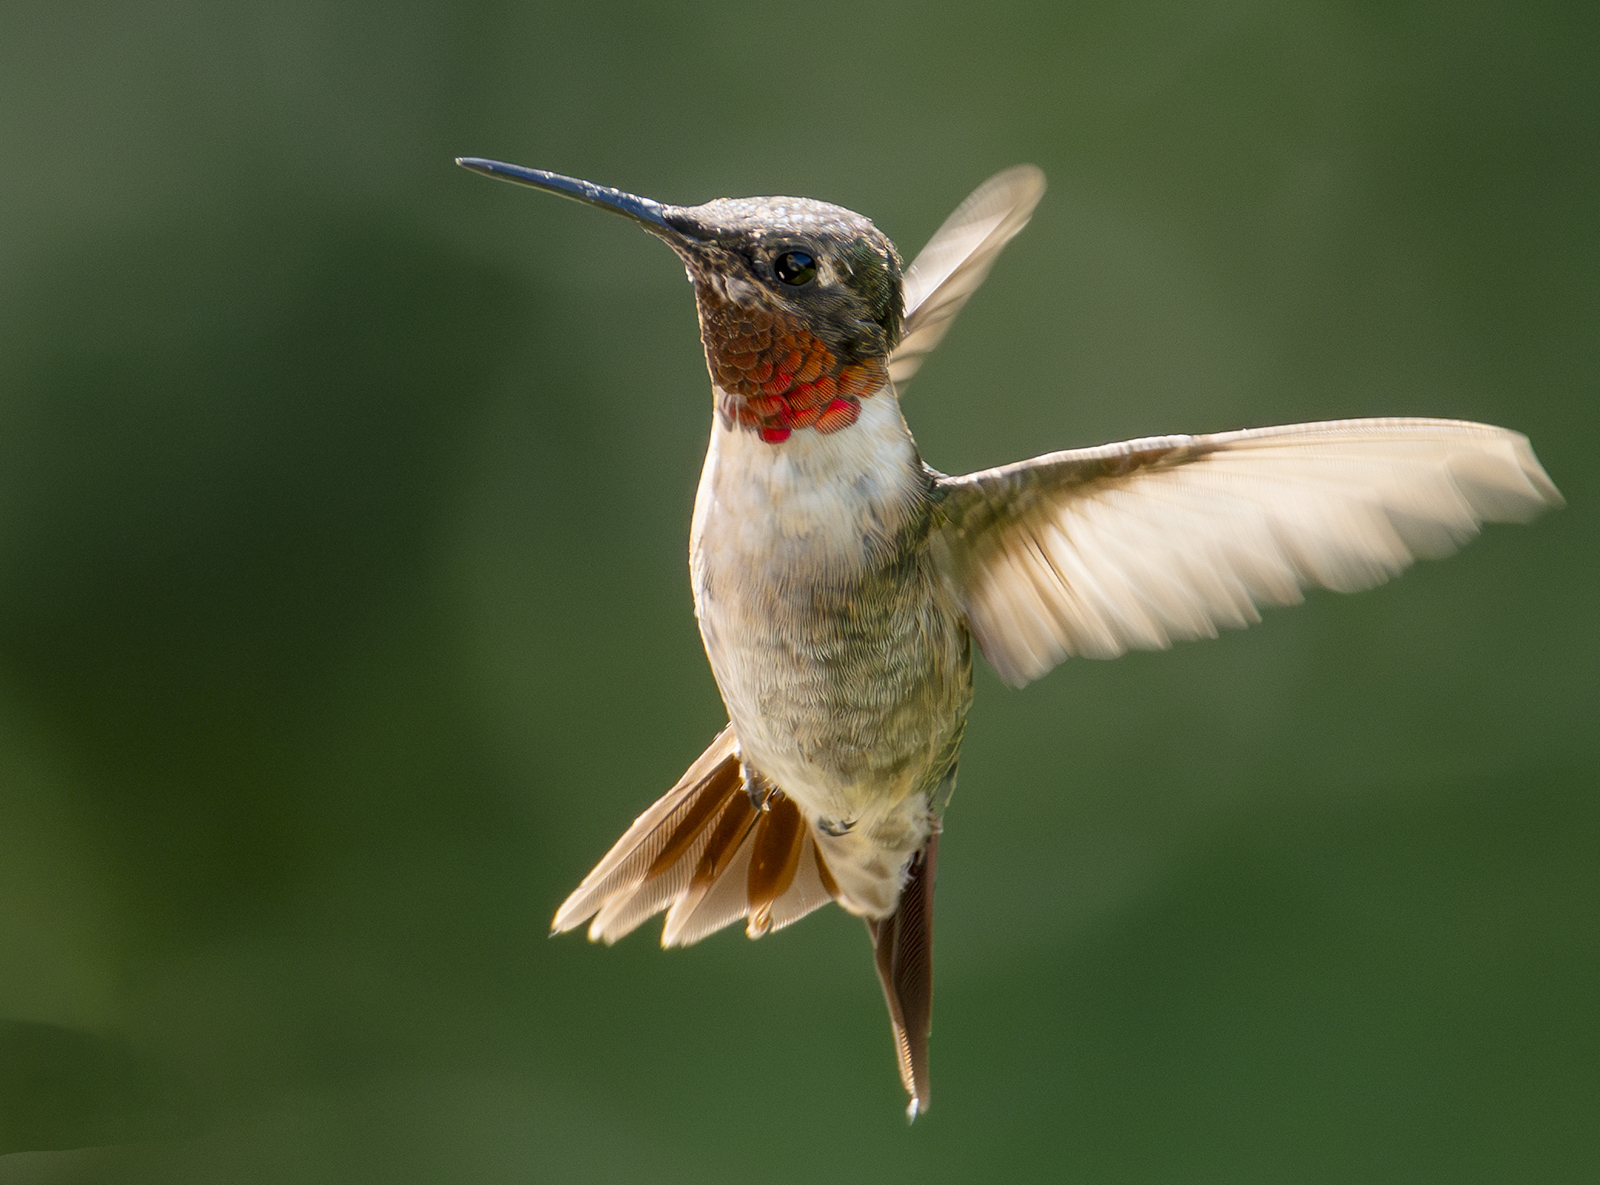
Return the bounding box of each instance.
[0,0,1594,1181]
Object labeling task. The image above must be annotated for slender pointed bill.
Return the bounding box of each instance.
[455,157,691,241]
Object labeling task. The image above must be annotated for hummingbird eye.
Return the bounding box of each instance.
[772,250,817,286]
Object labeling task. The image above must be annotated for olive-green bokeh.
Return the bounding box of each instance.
[0,1,1594,1181]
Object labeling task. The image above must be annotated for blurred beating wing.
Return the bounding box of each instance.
[887,165,1047,388]
[935,418,1563,688]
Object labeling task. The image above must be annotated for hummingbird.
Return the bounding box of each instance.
[457,157,1562,1119]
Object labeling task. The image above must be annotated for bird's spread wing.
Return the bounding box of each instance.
[887,165,1047,389]
[935,417,1563,688]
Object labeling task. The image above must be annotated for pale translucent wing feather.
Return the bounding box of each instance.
[937,417,1562,687]
[888,165,1047,388]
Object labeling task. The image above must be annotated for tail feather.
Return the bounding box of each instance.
[665,810,760,945]
[767,838,838,933]
[554,727,946,1117]
[747,796,807,935]
[552,725,740,935]
[642,756,743,879]
[552,727,843,948]
[869,833,939,1121]
[588,757,744,944]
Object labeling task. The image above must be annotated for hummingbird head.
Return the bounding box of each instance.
[458,159,904,443]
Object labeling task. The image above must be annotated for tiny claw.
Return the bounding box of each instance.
[743,764,780,811]
[906,1096,921,1124]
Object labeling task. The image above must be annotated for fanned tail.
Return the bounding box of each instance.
[553,728,943,1117]
[868,833,938,1122]
[551,727,840,947]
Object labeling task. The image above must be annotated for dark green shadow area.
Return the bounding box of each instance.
[0,204,531,937]
[0,1021,186,1154]
[0,202,562,1160]
[941,762,1599,1184]
[1,766,1593,1184]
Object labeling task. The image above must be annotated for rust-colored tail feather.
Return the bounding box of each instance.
[868,833,939,1121]
[552,727,840,948]
[747,795,806,935]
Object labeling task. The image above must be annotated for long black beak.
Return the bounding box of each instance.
[456,158,692,242]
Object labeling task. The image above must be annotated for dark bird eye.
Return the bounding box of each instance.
[773,250,817,286]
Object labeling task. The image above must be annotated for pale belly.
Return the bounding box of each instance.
[689,395,972,857]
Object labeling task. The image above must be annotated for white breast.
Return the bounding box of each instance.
[690,391,924,573]
[689,390,926,805]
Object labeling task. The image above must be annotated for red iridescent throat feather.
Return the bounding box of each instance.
[697,289,888,444]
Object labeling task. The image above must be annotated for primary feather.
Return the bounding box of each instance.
[888,165,1047,388]
[935,417,1563,687]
